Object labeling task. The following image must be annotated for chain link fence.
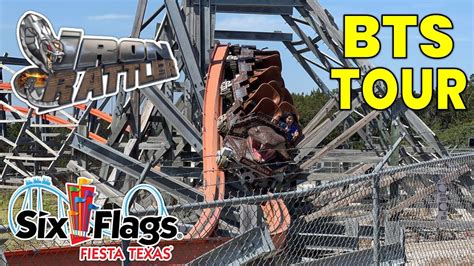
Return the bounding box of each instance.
[0,153,472,265]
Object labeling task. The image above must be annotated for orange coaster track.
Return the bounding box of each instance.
[190,44,290,247]
[186,44,228,239]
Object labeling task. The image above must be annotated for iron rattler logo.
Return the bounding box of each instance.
[12,11,179,114]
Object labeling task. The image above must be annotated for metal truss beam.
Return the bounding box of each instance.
[398,220,474,230]
[301,110,381,169]
[296,4,349,68]
[295,103,356,163]
[70,133,203,203]
[47,103,93,172]
[215,30,292,42]
[282,15,333,71]
[165,0,204,109]
[141,4,165,31]
[402,108,448,156]
[293,2,445,159]
[199,0,304,7]
[67,160,125,207]
[373,133,405,172]
[187,226,275,265]
[283,41,329,94]
[0,56,28,66]
[0,109,32,179]
[142,85,202,152]
[160,166,202,178]
[215,5,293,15]
[296,243,404,266]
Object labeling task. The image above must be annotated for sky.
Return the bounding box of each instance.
[0,0,472,95]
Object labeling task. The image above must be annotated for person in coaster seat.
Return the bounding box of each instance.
[278,112,300,143]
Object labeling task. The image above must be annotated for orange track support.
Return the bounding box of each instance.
[0,82,12,89]
[0,84,128,134]
[185,44,290,249]
[0,104,106,144]
[75,104,112,123]
[185,44,229,239]
[262,199,290,249]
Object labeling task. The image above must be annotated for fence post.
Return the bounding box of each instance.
[370,133,405,265]
[372,172,381,265]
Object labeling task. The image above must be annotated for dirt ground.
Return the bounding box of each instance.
[405,238,473,265]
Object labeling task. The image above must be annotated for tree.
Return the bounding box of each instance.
[291,90,329,128]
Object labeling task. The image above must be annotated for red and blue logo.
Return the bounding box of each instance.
[66,177,98,245]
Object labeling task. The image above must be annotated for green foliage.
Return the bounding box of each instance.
[416,82,473,147]
[291,90,329,127]
[436,120,474,147]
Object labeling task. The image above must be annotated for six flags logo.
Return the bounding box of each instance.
[8,176,182,261]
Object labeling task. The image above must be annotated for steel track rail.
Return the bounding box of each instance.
[185,44,228,238]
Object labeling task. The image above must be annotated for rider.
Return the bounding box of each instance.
[278,112,300,143]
